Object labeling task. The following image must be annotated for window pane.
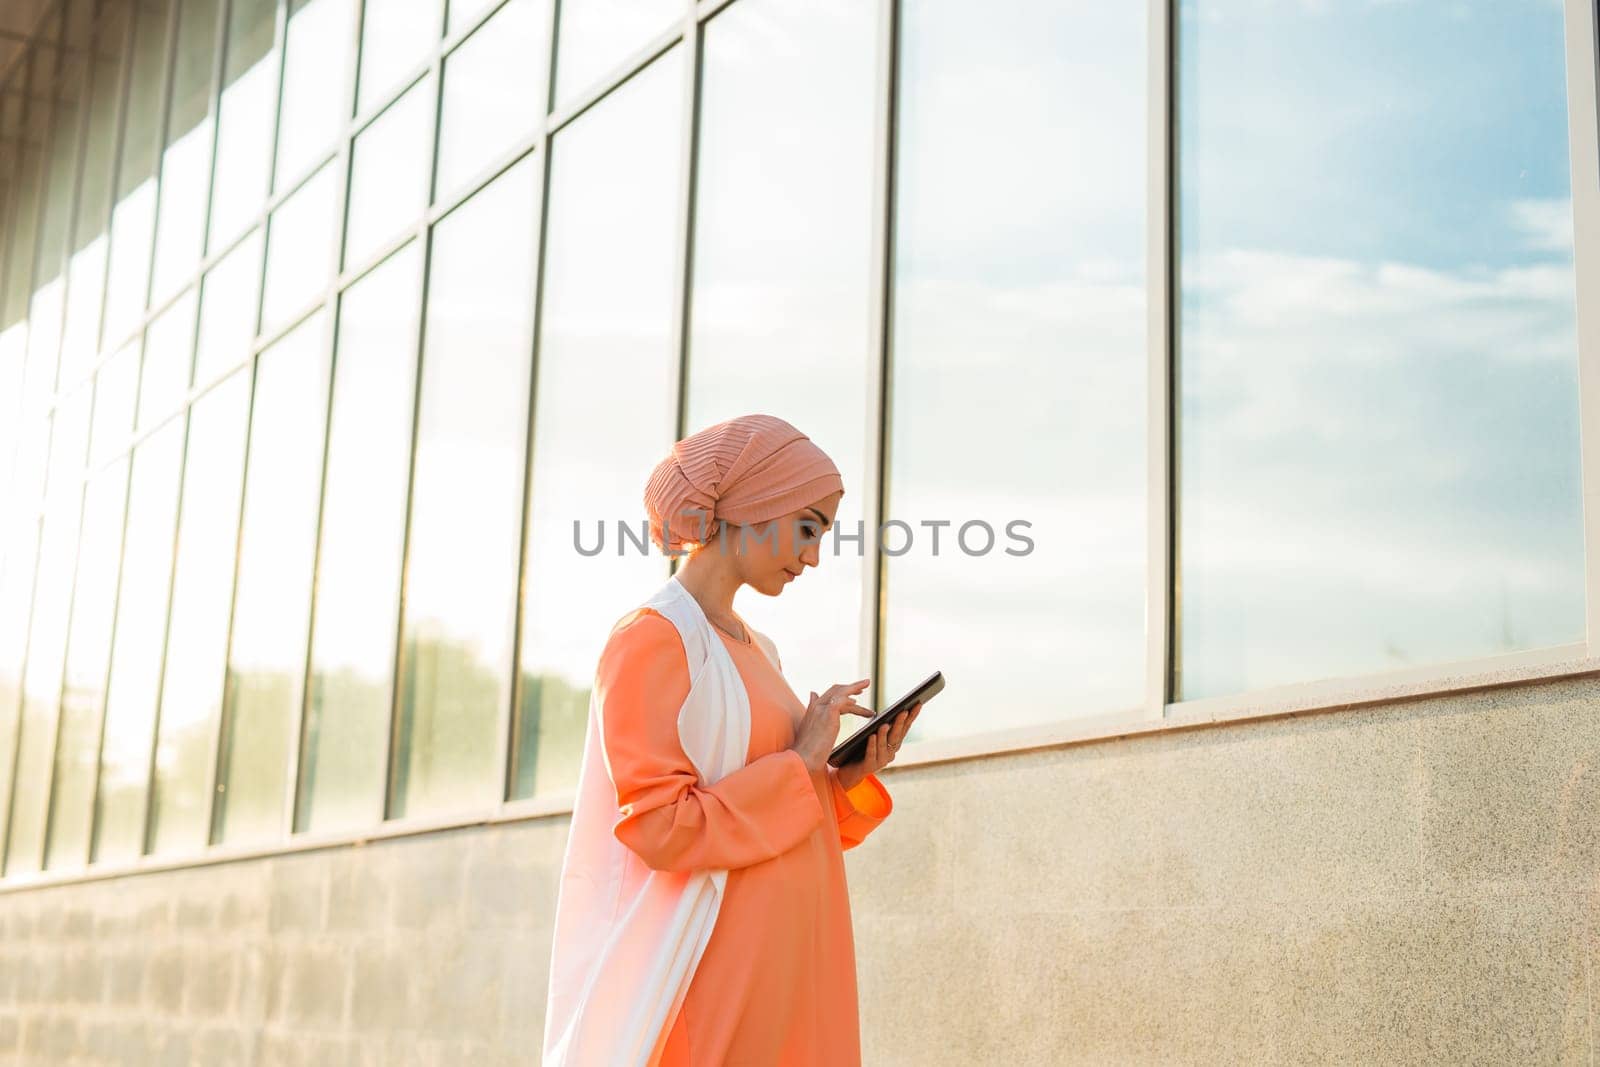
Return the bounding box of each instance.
[137,288,198,430]
[274,0,357,190]
[102,0,175,348]
[394,159,538,818]
[194,228,263,384]
[345,75,434,270]
[59,5,132,390]
[278,0,360,189]
[685,0,876,728]
[552,0,679,110]
[150,0,224,306]
[299,243,422,835]
[358,0,441,111]
[89,340,141,466]
[4,388,91,875]
[46,458,131,870]
[93,417,185,865]
[3,48,55,327]
[0,519,42,858]
[24,280,65,406]
[1177,1,1582,699]
[262,162,339,333]
[435,0,551,202]
[509,47,681,800]
[886,0,1148,739]
[209,0,281,250]
[216,312,329,846]
[148,369,251,856]
[35,38,85,297]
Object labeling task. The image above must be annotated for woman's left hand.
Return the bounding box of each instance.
[835,701,922,792]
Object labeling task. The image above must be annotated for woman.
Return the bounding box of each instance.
[542,413,922,1067]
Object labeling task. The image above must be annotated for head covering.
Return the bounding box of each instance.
[643,413,844,555]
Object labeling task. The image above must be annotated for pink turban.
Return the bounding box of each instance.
[643,414,845,555]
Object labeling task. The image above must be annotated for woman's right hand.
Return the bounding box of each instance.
[789,679,873,774]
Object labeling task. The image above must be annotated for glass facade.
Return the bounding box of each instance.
[0,0,1592,880]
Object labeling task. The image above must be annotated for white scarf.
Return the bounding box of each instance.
[542,571,779,1066]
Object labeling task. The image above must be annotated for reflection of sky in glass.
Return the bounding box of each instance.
[23,280,63,408]
[262,163,340,333]
[435,0,550,200]
[301,242,423,833]
[1177,0,1583,700]
[688,0,877,723]
[89,340,140,467]
[886,0,1149,741]
[553,0,681,110]
[210,0,280,251]
[359,0,441,110]
[275,0,357,189]
[395,158,538,818]
[347,75,435,269]
[137,289,198,430]
[194,229,264,385]
[47,459,131,870]
[511,47,682,801]
[218,312,330,845]
[58,237,108,391]
[94,418,184,865]
[149,370,250,856]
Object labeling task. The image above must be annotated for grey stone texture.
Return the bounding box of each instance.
[1,674,1597,1064]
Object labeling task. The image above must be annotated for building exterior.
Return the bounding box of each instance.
[1,0,1599,1062]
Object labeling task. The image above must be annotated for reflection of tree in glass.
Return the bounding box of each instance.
[513,669,590,800]
[393,632,503,817]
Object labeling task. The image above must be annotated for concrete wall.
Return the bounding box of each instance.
[2,673,1597,1065]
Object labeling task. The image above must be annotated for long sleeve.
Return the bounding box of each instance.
[598,608,827,873]
[827,766,893,850]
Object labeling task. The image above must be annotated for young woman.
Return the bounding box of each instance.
[542,413,922,1067]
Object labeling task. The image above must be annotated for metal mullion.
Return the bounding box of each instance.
[0,17,65,877]
[439,0,515,60]
[499,0,561,805]
[132,0,194,859]
[1564,0,1600,657]
[134,0,185,381]
[379,0,449,826]
[380,236,431,824]
[545,22,681,140]
[277,0,371,838]
[84,2,140,397]
[79,422,134,872]
[0,512,46,876]
[193,0,235,272]
[665,0,702,581]
[23,3,68,397]
[135,401,192,858]
[1148,0,1174,717]
[80,0,147,870]
[66,0,694,398]
[861,0,898,710]
[200,318,258,849]
[35,0,119,874]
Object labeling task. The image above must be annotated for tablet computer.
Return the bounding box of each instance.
[827,670,945,768]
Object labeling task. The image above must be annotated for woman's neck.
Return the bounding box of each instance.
[674,550,744,633]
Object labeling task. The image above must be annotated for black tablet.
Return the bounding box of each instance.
[827,670,945,768]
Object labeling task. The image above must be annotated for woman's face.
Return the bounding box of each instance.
[734,489,843,595]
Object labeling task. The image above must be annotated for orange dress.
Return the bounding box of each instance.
[594,605,893,1067]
